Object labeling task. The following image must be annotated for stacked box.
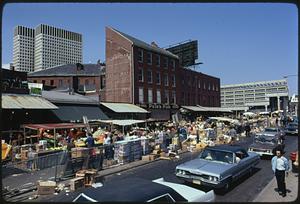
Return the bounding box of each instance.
[37,181,56,195]
[69,177,85,191]
[114,139,142,164]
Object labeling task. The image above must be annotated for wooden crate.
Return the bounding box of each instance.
[149,154,159,161]
[37,181,56,195]
[69,177,85,191]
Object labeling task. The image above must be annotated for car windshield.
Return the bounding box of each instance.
[199,149,234,164]
[264,128,277,132]
[255,135,277,144]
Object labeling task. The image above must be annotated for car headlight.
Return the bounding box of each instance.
[209,176,213,181]
[249,148,253,151]
[209,176,218,181]
[182,171,186,175]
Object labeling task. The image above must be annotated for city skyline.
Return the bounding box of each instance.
[2,3,298,95]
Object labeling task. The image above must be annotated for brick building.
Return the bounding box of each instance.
[103,27,220,120]
[28,63,104,95]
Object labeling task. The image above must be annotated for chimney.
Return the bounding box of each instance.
[151,41,159,48]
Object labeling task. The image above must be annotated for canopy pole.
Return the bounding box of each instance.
[54,128,56,148]
[23,127,26,145]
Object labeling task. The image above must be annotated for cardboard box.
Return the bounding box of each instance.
[37,181,56,195]
[21,150,28,160]
[160,152,168,157]
[181,144,188,151]
[69,177,85,191]
[106,160,117,166]
[152,149,161,155]
[71,147,89,159]
[76,170,86,178]
[35,144,44,152]
[142,155,149,161]
[84,170,97,186]
[149,154,159,161]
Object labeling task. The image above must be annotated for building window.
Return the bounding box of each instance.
[164,74,169,86]
[171,75,176,87]
[204,82,206,90]
[155,55,160,67]
[198,80,201,89]
[147,52,152,65]
[208,83,211,90]
[163,57,168,68]
[156,72,161,85]
[59,79,63,86]
[33,80,37,83]
[157,90,161,103]
[50,80,54,86]
[171,91,176,104]
[139,87,144,103]
[170,59,175,70]
[148,89,153,103]
[138,68,144,82]
[42,80,45,85]
[212,84,215,91]
[216,85,219,91]
[85,79,89,85]
[164,90,169,104]
[138,49,143,62]
[147,70,152,84]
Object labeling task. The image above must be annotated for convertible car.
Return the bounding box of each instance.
[175,145,260,191]
[44,177,215,202]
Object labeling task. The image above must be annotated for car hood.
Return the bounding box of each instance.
[177,158,233,176]
[249,142,276,149]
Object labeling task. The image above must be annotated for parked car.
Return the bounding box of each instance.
[46,177,215,202]
[284,122,298,136]
[264,127,286,141]
[290,151,299,173]
[248,132,284,157]
[175,145,260,191]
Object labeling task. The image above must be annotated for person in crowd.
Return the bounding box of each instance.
[86,133,95,148]
[245,123,251,137]
[104,134,111,159]
[271,148,290,197]
[27,147,34,170]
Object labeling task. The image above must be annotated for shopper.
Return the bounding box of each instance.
[245,123,251,137]
[271,148,290,197]
[86,133,95,148]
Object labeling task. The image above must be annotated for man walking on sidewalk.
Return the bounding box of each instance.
[271,148,290,197]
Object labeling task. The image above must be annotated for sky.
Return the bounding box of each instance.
[2,3,298,95]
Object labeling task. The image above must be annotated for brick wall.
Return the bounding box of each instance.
[105,27,133,103]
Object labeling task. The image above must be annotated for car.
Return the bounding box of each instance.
[264,127,286,140]
[284,123,298,136]
[175,145,260,191]
[248,132,284,157]
[44,177,215,202]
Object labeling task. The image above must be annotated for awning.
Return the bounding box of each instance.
[96,119,146,126]
[208,117,239,124]
[2,94,58,109]
[21,123,86,130]
[181,105,232,113]
[51,105,109,121]
[100,102,149,113]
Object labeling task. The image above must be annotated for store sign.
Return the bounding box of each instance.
[137,103,179,109]
[28,83,43,96]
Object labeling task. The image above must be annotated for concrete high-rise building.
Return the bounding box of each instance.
[221,79,289,113]
[12,24,83,72]
[34,24,82,71]
[13,26,35,72]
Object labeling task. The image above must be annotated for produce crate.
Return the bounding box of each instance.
[69,177,85,191]
[37,181,56,195]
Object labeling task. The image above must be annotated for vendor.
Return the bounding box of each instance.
[86,133,95,148]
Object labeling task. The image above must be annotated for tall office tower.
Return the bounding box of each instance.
[34,24,83,71]
[13,26,35,72]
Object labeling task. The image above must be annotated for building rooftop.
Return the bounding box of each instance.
[28,64,104,77]
[42,90,99,105]
[109,27,179,59]
[221,79,288,89]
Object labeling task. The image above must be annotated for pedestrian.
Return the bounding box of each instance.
[86,133,95,148]
[245,123,251,137]
[271,148,290,197]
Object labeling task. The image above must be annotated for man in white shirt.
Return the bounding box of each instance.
[271,148,290,197]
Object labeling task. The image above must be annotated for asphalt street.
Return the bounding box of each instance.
[101,135,298,202]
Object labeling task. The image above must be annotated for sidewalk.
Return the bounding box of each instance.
[253,170,298,202]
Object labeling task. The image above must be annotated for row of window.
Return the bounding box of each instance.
[180,92,218,106]
[137,69,176,87]
[138,49,176,69]
[138,88,176,104]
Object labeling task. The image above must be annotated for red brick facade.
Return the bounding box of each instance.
[105,27,133,103]
[28,76,101,93]
[104,27,220,108]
